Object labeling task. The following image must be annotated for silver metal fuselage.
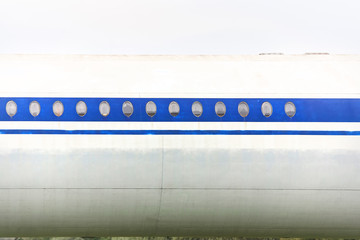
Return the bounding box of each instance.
[0,55,359,237]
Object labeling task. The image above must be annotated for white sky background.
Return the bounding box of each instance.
[0,0,359,55]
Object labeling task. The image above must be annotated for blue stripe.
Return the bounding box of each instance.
[0,97,360,122]
[0,129,359,135]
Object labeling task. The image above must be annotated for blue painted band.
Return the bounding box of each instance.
[0,97,360,122]
[0,129,359,135]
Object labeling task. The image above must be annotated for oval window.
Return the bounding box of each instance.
[99,101,110,117]
[122,101,133,117]
[215,101,226,117]
[76,101,87,117]
[29,101,41,117]
[192,101,203,117]
[6,100,17,117]
[146,101,157,117]
[169,101,180,117]
[261,102,273,117]
[53,101,64,117]
[285,102,296,118]
[238,102,249,118]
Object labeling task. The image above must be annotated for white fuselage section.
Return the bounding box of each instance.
[0,55,359,237]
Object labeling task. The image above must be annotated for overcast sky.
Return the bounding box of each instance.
[0,0,359,55]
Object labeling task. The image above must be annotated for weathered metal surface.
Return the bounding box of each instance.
[0,55,359,237]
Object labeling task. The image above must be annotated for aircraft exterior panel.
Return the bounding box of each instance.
[0,55,359,237]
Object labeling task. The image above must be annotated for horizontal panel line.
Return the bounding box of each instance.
[3,122,360,131]
[0,129,360,135]
[1,188,360,191]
